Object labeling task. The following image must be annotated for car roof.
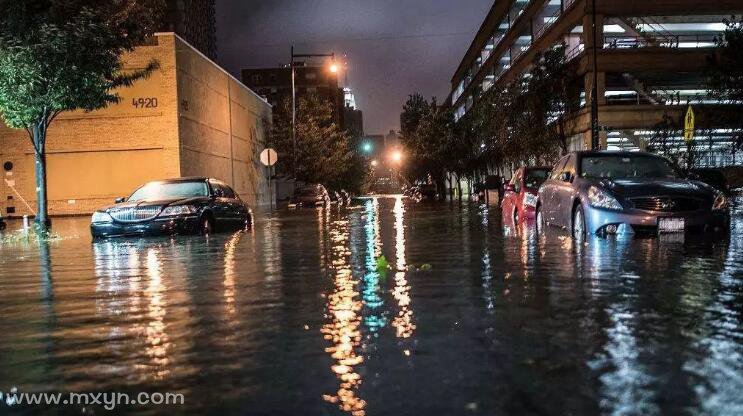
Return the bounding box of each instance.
[143,177,229,185]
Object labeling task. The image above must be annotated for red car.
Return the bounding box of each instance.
[502,167,551,224]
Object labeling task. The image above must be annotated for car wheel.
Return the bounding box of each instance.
[572,205,586,241]
[200,216,214,236]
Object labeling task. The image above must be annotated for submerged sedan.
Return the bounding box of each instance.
[91,177,252,238]
[536,151,729,238]
[502,166,551,224]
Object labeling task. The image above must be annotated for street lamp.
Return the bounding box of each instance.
[290,46,338,180]
[362,142,373,154]
[390,150,403,164]
[370,159,379,168]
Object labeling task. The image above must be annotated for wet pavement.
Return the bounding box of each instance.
[0,196,742,415]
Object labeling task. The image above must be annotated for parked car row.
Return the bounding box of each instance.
[503,151,731,238]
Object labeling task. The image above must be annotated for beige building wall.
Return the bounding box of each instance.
[0,33,271,218]
[173,35,271,207]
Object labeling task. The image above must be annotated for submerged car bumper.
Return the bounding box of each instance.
[91,215,200,238]
[584,205,729,235]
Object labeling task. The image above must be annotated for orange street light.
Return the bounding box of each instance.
[329,63,340,73]
[370,159,379,168]
[390,150,403,163]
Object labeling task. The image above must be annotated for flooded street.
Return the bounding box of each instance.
[1,196,742,415]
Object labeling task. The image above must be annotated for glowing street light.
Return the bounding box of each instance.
[390,150,403,164]
[329,63,340,73]
[362,142,373,154]
[370,159,379,168]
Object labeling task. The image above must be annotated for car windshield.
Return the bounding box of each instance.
[524,169,550,189]
[580,155,677,179]
[128,181,209,201]
[296,187,320,197]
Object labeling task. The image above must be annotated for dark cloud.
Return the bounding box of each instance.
[216,0,492,134]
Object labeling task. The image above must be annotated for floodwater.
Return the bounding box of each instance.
[0,196,742,415]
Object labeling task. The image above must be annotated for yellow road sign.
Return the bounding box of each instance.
[684,106,695,143]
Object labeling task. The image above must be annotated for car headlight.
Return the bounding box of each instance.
[523,193,538,207]
[588,186,623,210]
[91,211,113,223]
[159,205,197,217]
[712,192,729,211]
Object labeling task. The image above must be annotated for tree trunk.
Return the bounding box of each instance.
[456,176,462,202]
[33,123,50,230]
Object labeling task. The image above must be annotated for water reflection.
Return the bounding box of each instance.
[322,214,366,415]
[362,198,385,330]
[0,204,741,415]
[392,197,415,339]
[93,240,176,381]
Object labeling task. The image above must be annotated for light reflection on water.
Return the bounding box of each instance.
[0,198,741,415]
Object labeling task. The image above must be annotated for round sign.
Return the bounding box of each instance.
[260,148,278,167]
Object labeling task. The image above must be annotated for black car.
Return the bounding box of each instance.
[91,177,252,238]
[290,184,331,207]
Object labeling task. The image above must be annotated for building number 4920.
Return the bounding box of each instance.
[132,98,158,108]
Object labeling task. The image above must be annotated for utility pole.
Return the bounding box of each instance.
[590,0,600,150]
[290,47,336,182]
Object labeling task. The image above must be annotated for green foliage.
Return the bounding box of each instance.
[399,95,453,186]
[706,17,743,154]
[401,44,576,186]
[0,0,163,130]
[707,17,743,103]
[270,94,366,191]
[0,0,163,227]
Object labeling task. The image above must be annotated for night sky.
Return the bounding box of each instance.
[216,0,493,134]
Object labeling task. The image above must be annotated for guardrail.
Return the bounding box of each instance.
[604,34,718,49]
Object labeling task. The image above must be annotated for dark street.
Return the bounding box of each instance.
[1,197,742,415]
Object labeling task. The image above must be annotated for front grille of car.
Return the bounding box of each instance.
[109,206,162,222]
[630,197,702,212]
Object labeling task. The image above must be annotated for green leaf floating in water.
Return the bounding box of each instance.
[376,255,389,272]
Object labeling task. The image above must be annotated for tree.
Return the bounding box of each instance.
[270,94,363,191]
[0,0,163,229]
[399,94,456,195]
[706,17,743,158]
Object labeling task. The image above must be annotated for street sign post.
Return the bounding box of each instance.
[260,148,278,211]
[684,106,695,143]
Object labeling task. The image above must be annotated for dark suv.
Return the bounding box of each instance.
[91,177,252,238]
[536,151,730,238]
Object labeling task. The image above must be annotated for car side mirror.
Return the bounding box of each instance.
[560,172,573,183]
[115,197,126,203]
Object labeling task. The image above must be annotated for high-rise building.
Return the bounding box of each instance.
[449,0,742,165]
[161,0,217,59]
[242,64,346,128]
[343,88,364,139]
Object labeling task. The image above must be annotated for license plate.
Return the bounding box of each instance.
[658,218,685,233]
